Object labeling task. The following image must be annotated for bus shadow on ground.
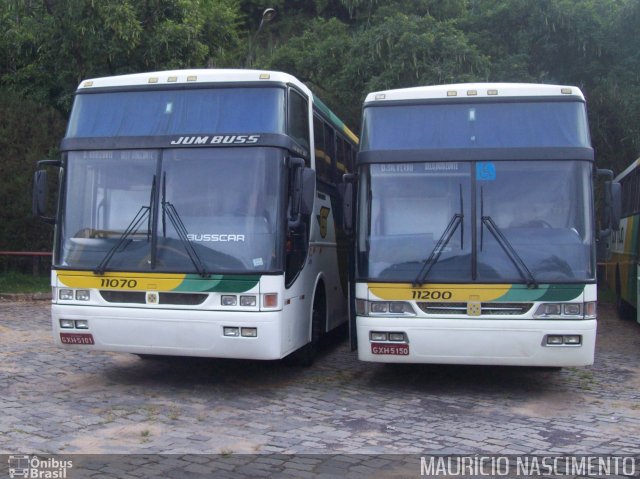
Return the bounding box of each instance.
[100,324,348,390]
[368,362,571,396]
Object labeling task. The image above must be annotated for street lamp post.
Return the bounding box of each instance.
[246,8,276,68]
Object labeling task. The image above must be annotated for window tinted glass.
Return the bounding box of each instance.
[361,101,590,150]
[67,88,286,137]
[288,90,310,152]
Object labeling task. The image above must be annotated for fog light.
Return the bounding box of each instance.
[263,293,278,308]
[370,331,388,341]
[564,335,581,345]
[76,290,90,301]
[241,327,257,337]
[563,304,581,315]
[389,332,405,342]
[60,319,74,329]
[74,320,89,329]
[240,295,257,307]
[221,295,237,306]
[59,289,74,301]
[223,327,240,337]
[547,335,564,345]
[370,302,389,313]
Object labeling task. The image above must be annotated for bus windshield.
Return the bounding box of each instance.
[66,87,286,137]
[60,148,285,273]
[361,101,590,150]
[357,160,594,283]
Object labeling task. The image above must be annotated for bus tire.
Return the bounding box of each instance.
[286,282,326,367]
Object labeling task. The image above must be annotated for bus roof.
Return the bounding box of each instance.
[76,68,358,144]
[364,83,585,104]
[77,69,313,96]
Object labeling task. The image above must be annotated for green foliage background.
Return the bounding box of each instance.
[1,0,639,254]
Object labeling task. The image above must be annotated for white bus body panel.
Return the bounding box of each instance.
[355,282,597,366]
[53,305,289,359]
[356,316,596,366]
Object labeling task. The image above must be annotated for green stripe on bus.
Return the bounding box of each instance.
[173,274,261,293]
[497,284,584,302]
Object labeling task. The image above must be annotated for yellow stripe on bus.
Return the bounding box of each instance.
[369,283,511,302]
[56,271,186,291]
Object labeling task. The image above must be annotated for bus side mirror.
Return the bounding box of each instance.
[596,169,621,236]
[288,157,314,229]
[609,181,621,229]
[32,159,61,224]
[300,168,316,216]
[341,173,357,236]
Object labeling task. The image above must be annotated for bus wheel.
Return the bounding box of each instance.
[286,283,326,367]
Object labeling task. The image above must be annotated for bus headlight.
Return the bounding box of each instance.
[357,300,416,316]
[59,289,74,301]
[533,302,596,319]
[75,290,90,301]
[240,295,257,307]
[221,295,237,306]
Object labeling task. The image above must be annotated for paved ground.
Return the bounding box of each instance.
[1,300,639,477]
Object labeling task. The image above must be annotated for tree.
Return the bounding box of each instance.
[1,0,243,113]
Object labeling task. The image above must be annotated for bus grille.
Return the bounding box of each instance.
[416,302,533,316]
[99,291,208,305]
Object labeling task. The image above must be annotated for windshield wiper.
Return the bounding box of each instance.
[94,206,150,274]
[479,187,537,288]
[482,215,538,288]
[413,184,464,287]
[162,174,209,278]
[94,176,155,275]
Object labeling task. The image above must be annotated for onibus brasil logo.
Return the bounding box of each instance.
[8,455,72,478]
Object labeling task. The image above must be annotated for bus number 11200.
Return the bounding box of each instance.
[411,290,452,300]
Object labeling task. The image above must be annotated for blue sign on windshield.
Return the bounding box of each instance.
[476,162,496,181]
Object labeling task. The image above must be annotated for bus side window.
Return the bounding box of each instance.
[288,89,310,165]
[314,115,330,183]
[324,122,336,184]
[336,136,347,177]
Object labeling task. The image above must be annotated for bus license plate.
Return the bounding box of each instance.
[60,333,95,345]
[371,343,409,355]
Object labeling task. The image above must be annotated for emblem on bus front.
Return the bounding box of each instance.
[467,300,481,316]
[146,292,159,304]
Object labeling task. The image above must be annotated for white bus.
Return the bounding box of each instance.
[33,69,358,365]
[346,83,610,367]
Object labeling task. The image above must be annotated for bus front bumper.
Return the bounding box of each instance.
[52,304,290,360]
[356,316,596,366]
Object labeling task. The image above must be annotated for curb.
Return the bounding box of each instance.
[0,292,52,302]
